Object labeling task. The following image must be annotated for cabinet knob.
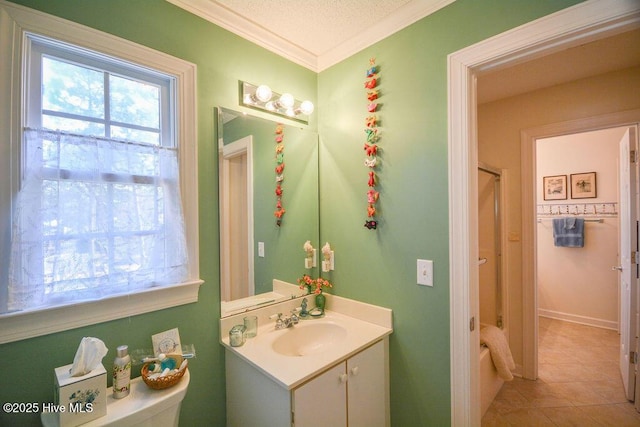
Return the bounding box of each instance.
[350,366,359,376]
[339,373,348,383]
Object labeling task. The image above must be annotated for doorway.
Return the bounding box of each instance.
[448,1,640,425]
[535,127,624,333]
[219,135,255,302]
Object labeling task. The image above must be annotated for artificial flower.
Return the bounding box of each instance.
[297,274,333,295]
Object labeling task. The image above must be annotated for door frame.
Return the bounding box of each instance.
[521,111,640,378]
[448,1,640,425]
[219,135,254,301]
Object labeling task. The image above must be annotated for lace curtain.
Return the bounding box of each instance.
[8,129,188,312]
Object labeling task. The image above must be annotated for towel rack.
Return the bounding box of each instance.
[537,218,604,223]
[536,201,617,217]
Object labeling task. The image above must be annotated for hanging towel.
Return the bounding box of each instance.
[480,325,516,381]
[552,217,584,247]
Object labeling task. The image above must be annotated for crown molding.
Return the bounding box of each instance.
[166,0,455,72]
[166,0,318,70]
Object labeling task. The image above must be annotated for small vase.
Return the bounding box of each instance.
[315,292,326,313]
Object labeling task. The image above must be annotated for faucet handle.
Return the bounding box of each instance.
[290,310,300,324]
[270,313,285,329]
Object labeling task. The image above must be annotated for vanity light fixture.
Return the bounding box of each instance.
[240,81,314,123]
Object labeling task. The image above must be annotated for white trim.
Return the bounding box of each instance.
[539,310,618,331]
[0,0,202,343]
[0,281,203,344]
[166,0,317,71]
[0,5,20,314]
[448,52,478,427]
[448,1,640,425]
[165,0,455,72]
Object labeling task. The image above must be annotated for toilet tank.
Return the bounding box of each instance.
[42,370,190,427]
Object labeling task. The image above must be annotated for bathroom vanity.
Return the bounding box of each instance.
[220,295,392,427]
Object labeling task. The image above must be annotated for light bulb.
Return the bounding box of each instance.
[243,93,254,105]
[279,93,295,109]
[255,85,272,102]
[285,108,295,117]
[265,101,276,111]
[299,100,314,115]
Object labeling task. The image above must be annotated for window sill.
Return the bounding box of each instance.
[0,280,203,344]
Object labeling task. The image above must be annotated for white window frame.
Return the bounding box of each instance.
[0,1,202,344]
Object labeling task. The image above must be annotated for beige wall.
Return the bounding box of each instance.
[477,66,640,367]
[536,128,624,329]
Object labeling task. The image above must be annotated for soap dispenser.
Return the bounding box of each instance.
[113,345,131,398]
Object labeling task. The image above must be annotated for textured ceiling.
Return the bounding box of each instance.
[166,0,455,70]
[215,0,414,57]
[167,1,639,101]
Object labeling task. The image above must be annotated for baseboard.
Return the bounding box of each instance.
[538,308,618,330]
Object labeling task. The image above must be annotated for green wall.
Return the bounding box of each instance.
[0,1,315,426]
[317,1,582,425]
[0,0,584,426]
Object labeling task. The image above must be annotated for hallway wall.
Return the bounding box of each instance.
[478,66,640,369]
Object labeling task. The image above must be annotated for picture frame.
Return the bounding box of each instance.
[570,172,597,199]
[543,175,567,200]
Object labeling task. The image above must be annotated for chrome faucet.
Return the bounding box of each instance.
[272,310,300,329]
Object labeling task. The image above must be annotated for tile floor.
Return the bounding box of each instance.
[481,317,640,426]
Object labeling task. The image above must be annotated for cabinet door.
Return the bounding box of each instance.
[347,340,386,427]
[292,362,347,427]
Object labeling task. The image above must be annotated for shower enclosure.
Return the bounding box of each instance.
[478,163,507,416]
[478,164,504,329]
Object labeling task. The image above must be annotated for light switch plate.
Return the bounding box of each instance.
[258,242,265,257]
[417,259,433,287]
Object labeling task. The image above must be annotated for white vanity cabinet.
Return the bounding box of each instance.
[293,339,388,427]
[226,339,389,427]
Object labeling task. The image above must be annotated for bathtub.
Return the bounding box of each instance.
[479,344,505,417]
[480,345,504,416]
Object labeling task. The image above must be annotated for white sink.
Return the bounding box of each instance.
[271,321,347,356]
[221,308,392,389]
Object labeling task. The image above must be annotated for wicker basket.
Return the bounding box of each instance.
[141,362,187,390]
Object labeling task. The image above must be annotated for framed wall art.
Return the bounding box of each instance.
[570,172,596,199]
[543,175,567,200]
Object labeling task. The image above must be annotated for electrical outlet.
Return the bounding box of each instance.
[417,259,433,287]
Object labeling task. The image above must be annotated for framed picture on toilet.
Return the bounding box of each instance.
[570,172,596,199]
[543,175,567,200]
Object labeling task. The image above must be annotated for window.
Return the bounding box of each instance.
[0,3,200,343]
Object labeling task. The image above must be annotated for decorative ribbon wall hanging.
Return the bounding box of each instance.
[274,123,286,226]
[364,58,380,230]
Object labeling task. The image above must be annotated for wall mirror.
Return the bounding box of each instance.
[217,107,319,317]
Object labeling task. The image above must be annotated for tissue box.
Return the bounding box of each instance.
[54,363,107,427]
